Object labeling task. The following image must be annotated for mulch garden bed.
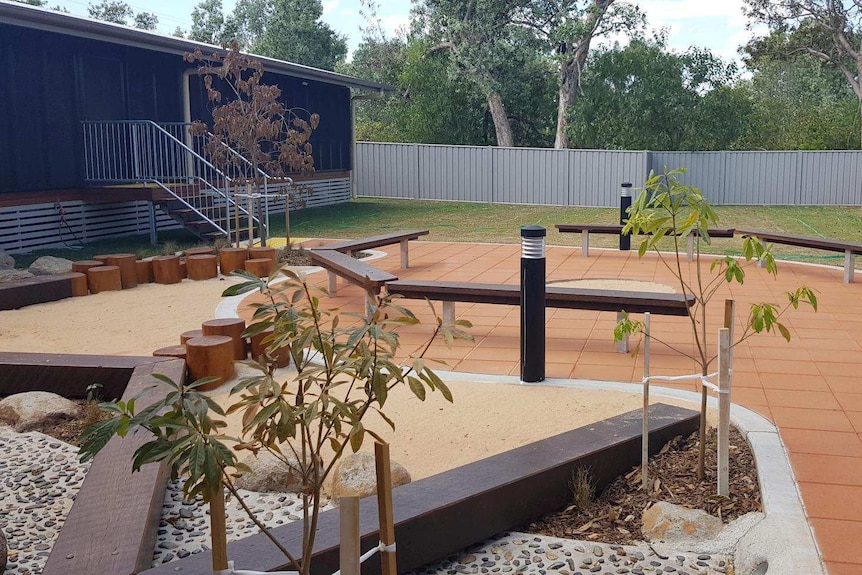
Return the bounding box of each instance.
[25,400,112,447]
[528,427,761,545]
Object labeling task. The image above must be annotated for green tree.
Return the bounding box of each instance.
[133,11,158,30]
[190,0,227,44]
[253,0,347,70]
[744,0,862,148]
[568,36,748,150]
[416,0,529,147]
[737,29,860,150]
[521,0,643,148]
[87,0,158,29]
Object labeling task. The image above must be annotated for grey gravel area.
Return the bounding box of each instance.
[408,532,730,575]
[153,480,335,566]
[0,430,89,575]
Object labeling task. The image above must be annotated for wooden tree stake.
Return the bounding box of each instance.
[718,327,731,497]
[339,496,361,575]
[642,313,651,491]
[375,441,398,575]
[209,484,229,572]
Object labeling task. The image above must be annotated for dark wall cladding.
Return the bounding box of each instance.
[0,23,352,194]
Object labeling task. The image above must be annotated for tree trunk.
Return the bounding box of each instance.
[554,45,589,149]
[485,89,514,147]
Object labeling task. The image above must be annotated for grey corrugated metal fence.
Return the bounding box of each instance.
[355,143,862,206]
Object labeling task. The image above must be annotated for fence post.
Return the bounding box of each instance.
[642,312,651,490]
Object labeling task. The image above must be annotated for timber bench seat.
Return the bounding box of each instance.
[739,229,862,283]
[309,249,397,296]
[322,229,429,268]
[387,280,694,352]
[555,223,735,259]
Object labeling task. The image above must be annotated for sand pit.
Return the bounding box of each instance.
[0,270,705,482]
[209,364,704,483]
[0,276,245,356]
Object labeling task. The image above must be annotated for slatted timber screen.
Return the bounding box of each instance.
[0,177,351,253]
[0,200,181,254]
[260,176,351,213]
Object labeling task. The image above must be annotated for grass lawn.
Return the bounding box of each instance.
[10,199,862,269]
[278,198,862,267]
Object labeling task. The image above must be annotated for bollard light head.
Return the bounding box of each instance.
[520,225,546,238]
[620,182,633,197]
[521,225,546,259]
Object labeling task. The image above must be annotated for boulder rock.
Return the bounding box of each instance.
[0,269,34,283]
[330,452,411,501]
[0,250,14,271]
[234,451,306,493]
[28,256,73,276]
[642,501,723,543]
[0,391,81,432]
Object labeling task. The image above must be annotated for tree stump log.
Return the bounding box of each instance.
[87,266,122,293]
[185,336,234,390]
[248,247,276,266]
[153,345,187,359]
[180,329,203,345]
[244,258,273,278]
[187,255,218,280]
[250,327,290,368]
[136,260,154,284]
[152,255,182,285]
[104,254,138,289]
[72,260,103,275]
[185,246,216,256]
[92,255,111,264]
[219,247,248,276]
[179,259,188,279]
[69,272,88,297]
[201,318,247,360]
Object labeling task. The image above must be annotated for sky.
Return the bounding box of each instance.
[46,0,757,66]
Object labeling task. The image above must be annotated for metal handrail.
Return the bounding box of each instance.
[81,120,267,240]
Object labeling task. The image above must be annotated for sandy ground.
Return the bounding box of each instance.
[210,365,706,483]
[0,273,706,482]
[0,276,243,356]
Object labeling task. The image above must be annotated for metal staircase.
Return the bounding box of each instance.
[82,120,262,242]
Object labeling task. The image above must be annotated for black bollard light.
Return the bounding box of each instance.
[619,182,633,251]
[520,225,546,383]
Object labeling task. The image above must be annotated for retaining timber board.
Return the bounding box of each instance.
[42,359,185,575]
[141,403,698,575]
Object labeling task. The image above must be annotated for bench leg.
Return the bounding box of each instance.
[400,238,409,269]
[845,250,855,284]
[328,271,338,295]
[616,312,629,354]
[581,230,590,257]
[687,233,694,262]
[442,301,455,324]
[365,291,376,320]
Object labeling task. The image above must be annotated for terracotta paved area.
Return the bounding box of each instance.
[240,240,862,575]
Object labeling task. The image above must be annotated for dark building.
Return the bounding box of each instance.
[0,0,391,252]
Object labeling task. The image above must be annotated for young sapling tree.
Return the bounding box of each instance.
[186,43,316,247]
[615,168,817,480]
[80,269,472,574]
